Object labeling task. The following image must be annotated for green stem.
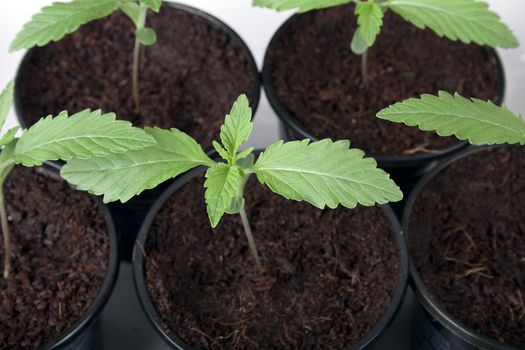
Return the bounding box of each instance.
[361,50,368,83]
[132,5,148,112]
[132,38,141,111]
[239,206,262,273]
[1,187,10,279]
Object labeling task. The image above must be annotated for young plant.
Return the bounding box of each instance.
[0,81,155,279]
[61,94,403,272]
[254,0,518,81]
[10,0,163,111]
[377,91,525,146]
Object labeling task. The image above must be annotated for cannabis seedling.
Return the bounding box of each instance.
[10,0,163,111]
[62,94,403,272]
[254,0,518,81]
[377,91,525,146]
[0,81,155,278]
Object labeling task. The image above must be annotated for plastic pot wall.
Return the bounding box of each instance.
[29,163,120,350]
[403,146,522,350]
[132,162,410,350]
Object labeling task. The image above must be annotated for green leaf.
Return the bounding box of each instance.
[0,127,20,148]
[252,139,402,209]
[120,2,142,26]
[354,2,383,48]
[213,140,230,161]
[10,0,122,52]
[14,109,155,167]
[377,91,525,145]
[253,0,351,13]
[0,81,14,132]
[61,128,215,203]
[220,94,253,162]
[135,27,157,45]
[236,148,255,165]
[204,164,242,227]
[384,0,519,48]
[225,196,245,215]
[0,141,17,184]
[351,28,368,54]
[140,0,162,12]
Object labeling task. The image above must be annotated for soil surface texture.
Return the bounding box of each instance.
[145,175,400,349]
[16,6,257,149]
[409,146,525,347]
[0,166,109,349]
[266,4,500,156]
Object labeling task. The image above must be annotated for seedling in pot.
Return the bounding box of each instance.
[0,81,155,279]
[62,94,403,272]
[10,0,164,111]
[254,0,518,81]
[377,91,525,146]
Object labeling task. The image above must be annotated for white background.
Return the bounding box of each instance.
[1,0,525,147]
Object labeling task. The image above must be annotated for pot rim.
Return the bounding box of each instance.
[11,161,121,350]
[13,1,262,132]
[402,144,522,350]
[132,154,409,350]
[261,11,505,168]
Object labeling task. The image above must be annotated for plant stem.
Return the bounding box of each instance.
[239,206,262,273]
[361,50,368,83]
[132,6,148,112]
[1,188,10,279]
[132,38,141,111]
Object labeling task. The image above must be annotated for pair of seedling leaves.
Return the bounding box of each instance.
[10,0,519,54]
[0,81,524,276]
[10,0,162,52]
[254,0,519,54]
[1,81,523,229]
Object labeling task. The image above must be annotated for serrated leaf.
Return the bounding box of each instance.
[205,164,242,227]
[136,27,157,45]
[140,0,162,12]
[213,140,230,161]
[220,94,253,161]
[236,148,255,165]
[120,2,142,26]
[61,128,215,203]
[385,0,518,48]
[0,127,20,148]
[252,139,402,209]
[13,109,155,166]
[377,91,525,145]
[355,2,383,47]
[0,81,14,133]
[10,0,122,52]
[253,0,351,13]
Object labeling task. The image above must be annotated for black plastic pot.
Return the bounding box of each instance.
[10,162,120,350]
[132,163,410,350]
[261,13,505,189]
[403,145,521,350]
[13,2,261,261]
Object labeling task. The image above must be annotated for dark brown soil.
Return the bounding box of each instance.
[144,175,400,349]
[0,166,109,350]
[409,146,525,347]
[16,5,257,149]
[266,5,500,156]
